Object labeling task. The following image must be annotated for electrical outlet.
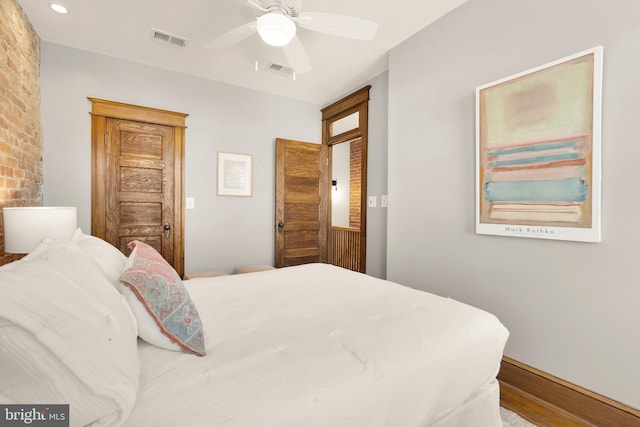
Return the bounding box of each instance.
[368,196,377,208]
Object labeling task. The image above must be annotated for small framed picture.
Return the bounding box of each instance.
[217,152,252,197]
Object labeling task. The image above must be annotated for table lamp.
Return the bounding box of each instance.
[3,207,77,254]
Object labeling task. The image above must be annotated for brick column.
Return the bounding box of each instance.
[0,0,42,264]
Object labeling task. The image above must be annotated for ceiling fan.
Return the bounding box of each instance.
[204,0,378,74]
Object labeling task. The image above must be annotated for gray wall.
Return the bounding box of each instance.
[39,42,389,278]
[364,72,389,279]
[40,42,320,274]
[387,0,640,409]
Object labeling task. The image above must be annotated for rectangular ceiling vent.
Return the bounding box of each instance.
[150,28,189,48]
[265,62,294,77]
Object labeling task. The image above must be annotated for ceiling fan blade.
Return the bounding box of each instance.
[203,21,257,51]
[282,36,312,74]
[245,0,268,12]
[295,12,378,40]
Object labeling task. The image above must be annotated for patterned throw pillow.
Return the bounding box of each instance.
[120,240,206,356]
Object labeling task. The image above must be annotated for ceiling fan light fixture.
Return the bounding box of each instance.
[256,12,296,47]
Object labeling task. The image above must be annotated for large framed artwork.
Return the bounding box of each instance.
[475,46,603,242]
[217,152,252,197]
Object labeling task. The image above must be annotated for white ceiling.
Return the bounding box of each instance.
[17,0,468,105]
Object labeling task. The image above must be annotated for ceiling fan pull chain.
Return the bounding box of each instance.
[292,45,296,80]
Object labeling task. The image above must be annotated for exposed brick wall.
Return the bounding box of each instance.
[349,139,361,228]
[0,0,42,264]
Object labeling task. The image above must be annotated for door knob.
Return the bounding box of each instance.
[277,221,284,233]
[164,223,171,238]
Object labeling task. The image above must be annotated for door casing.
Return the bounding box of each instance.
[322,86,370,273]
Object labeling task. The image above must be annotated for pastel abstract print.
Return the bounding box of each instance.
[476,47,603,242]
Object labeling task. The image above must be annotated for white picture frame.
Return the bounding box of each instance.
[217,152,252,197]
[475,46,603,242]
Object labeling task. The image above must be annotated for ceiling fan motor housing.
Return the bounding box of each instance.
[257,0,301,17]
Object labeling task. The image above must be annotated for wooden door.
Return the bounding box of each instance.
[90,98,187,277]
[275,138,328,267]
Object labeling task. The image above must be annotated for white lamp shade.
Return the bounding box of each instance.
[256,13,296,47]
[3,207,78,254]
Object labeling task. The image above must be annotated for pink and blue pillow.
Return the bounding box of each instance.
[120,240,206,356]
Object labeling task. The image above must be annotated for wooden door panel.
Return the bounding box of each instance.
[285,151,321,178]
[119,195,163,206]
[285,230,319,248]
[283,256,319,267]
[282,248,320,267]
[285,222,320,231]
[105,117,175,268]
[120,167,163,193]
[284,204,319,222]
[120,134,163,158]
[119,202,163,225]
[285,177,320,203]
[119,157,165,169]
[275,138,327,268]
[284,247,320,257]
[118,122,164,157]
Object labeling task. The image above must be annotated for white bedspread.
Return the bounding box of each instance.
[123,263,508,427]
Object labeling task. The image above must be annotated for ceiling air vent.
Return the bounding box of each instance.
[265,62,295,77]
[150,28,189,48]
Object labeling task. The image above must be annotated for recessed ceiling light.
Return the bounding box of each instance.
[49,3,68,14]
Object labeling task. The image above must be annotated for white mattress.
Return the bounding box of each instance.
[123,263,508,427]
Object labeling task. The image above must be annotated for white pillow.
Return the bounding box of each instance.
[72,227,128,287]
[0,238,139,426]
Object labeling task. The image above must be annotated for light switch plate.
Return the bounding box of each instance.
[368,196,377,208]
[381,195,388,208]
[186,197,195,210]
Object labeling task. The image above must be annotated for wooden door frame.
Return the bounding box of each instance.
[321,86,370,273]
[89,98,187,276]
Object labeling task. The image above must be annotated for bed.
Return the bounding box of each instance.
[0,232,509,427]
